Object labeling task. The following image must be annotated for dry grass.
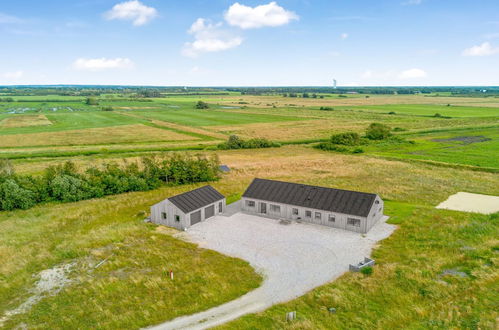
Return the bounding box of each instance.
[150,120,227,139]
[217,94,499,108]
[1,146,498,329]
[0,115,52,128]
[0,124,197,148]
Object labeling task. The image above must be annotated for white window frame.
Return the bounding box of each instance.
[270,204,281,213]
[315,212,321,220]
[305,210,312,218]
[161,212,167,220]
[246,200,256,207]
[292,208,299,215]
[328,215,335,222]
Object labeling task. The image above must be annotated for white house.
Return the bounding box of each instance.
[150,185,226,230]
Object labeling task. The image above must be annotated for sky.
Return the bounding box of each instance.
[0,0,498,86]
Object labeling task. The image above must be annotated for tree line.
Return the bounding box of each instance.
[0,153,221,211]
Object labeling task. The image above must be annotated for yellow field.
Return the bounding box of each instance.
[0,124,197,148]
[0,115,52,128]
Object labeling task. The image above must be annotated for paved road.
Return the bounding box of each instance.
[149,213,395,330]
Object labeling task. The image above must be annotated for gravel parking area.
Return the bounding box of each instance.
[150,211,395,330]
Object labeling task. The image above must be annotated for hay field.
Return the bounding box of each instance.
[0,124,197,148]
[217,94,499,109]
[0,115,52,128]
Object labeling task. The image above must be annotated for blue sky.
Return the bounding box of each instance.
[1,0,498,86]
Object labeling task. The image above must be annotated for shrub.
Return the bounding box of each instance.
[0,179,36,210]
[330,132,361,146]
[392,127,406,132]
[218,135,280,150]
[315,142,348,152]
[319,106,334,111]
[365,123,392,140]
[434,113,442,117]
[0,153,221,212]
[352,148,364,154]
[101,106,114,111]
[195,101,210,109]
[85,97,99,105]
[388,111,396,115]
[360,266,373,275]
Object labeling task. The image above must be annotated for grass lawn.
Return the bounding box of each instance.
[129,108,304,126]
[346,104,499,118]
[0,185,262,329]
[363,127,499,169]
[0,112,147,135]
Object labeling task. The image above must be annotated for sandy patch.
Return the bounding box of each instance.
[436,192,499,214]
[0,263,74,327]
[150,212,395,329]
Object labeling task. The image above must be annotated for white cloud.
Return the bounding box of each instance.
[105,0,157,26]
[462,42,499,56]
[182,18,243,58]
[340,33,349,40]
[73,58,135,71]
[398,68,427,79]
[225,2,298,29]
[3,71,24,79]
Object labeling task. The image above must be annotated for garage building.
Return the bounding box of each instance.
[241,178,383,234]
[150,185,226,230]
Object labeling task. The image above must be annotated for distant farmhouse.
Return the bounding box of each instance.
[150,185,226,230]
[150,178,384,233]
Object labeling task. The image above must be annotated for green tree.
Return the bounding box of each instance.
[365,123,392,140]
[85,97,99,105]
[0,179,36,210]
[195,101,210,109]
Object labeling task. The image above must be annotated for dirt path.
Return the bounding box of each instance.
[148,212,395,329]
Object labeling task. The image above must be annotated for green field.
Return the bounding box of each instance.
[346,104,499,118]
[364,127,499,169]
[1,90,498,329]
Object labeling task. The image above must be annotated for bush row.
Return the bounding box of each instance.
[217,135,280,150]
[0,153,220,211]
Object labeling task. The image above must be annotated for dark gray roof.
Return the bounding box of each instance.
[219,165,231,173]
[242,178,377,217]
[168,185,224,213]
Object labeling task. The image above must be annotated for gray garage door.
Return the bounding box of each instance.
[190,210,202,225]
[205,205,215,219]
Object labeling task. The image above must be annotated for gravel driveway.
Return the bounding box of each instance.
[150,210,395,330]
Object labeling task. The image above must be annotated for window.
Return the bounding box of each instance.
[246,200,255,207]
[270,204,281,213]
[328,215,335,222]
[161,212,167,220]
[219,202,223,213]
[315,212,322,220]
[175,215,180,222]
[347,218,361,227]
[305,210,312,218]
[292,208,299,215]
[375,200,379,204]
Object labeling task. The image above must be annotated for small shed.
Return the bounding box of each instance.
[150,185,226,230]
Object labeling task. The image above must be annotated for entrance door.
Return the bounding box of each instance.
[190,210,202,225]
[259,202,267,214]
[205,205,215,219]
